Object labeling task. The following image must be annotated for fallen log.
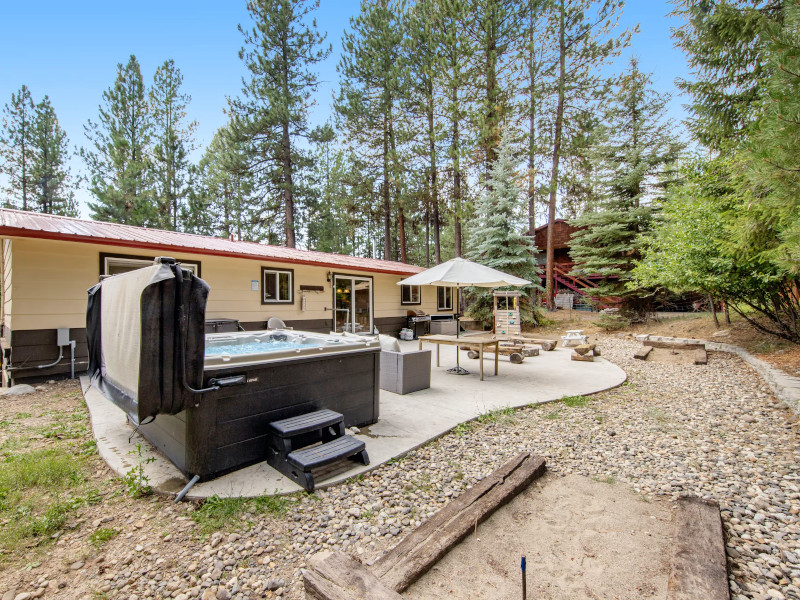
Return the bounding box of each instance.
[571,351,594,362]
[667,496,729,600]
[514,336,558,352]
[644,340,705,351]
[303,552,402,600]
[371,453,546,593]
[633,346,653,360]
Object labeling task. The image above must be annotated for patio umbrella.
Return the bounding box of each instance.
[397,257,531,374]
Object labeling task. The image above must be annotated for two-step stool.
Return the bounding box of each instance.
[266,409,369,492]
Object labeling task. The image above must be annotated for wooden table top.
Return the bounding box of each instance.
[419,334,500,345]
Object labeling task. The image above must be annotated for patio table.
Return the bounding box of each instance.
[418,334,500,381]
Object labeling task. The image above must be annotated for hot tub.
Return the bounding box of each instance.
[86,259,380,480]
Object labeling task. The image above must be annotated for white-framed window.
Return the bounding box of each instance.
[102,254,199,277]
[262,267,293,304]
[400,284,421,305]
[437,286,453,311]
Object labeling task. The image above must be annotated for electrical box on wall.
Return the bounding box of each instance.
[251,280,259,291]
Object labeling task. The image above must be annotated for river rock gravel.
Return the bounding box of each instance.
[2,337,798,600]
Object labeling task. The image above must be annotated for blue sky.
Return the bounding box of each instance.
[0,0,690,217]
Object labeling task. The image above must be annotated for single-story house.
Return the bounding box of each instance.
[0,208,454,383]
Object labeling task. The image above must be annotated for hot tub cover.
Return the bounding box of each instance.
[87,260,209,423]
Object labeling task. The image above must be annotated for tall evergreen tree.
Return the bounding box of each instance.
[306,123,355,254]
[83,55,154,225]
[742,3,800,276]
[150,59,197,230]
[336,0,406,261]
[406,0,446,264]
[467,135,540,323]
[30,96,77,216]
[188,121,266,241]
[543,0,631,309]
[569,60,683,315]
[672,0,782,151]
[469,0,520,172]
[0,85,36,210]
[519,0,556,237]
[436,0,477,257]
[232,0,331,248]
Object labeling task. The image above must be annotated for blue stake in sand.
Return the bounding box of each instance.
[521,555,527,600]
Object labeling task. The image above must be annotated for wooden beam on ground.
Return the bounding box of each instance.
[571,351,594,362]
[644,340,705,351]
[634,346,653,360]
[514,337,557,351]
[371,453,546,593]
[693,349,708,365]
[303,552,403,600]
[667,497,730,600]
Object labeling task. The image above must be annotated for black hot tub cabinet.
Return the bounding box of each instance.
[86,259,380,480]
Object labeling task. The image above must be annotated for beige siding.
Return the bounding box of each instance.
[7,237,450,331]
[3,239,12,332]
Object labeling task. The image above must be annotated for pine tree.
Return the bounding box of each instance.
[405,0,445,264]
[467,135,540,323]
[336,0,407,260]
[469,0,520,172]
[569,60,683,316]
[519,0,556,237]
[150,59,197,230]
[0,85,36,210]
[672,0,782,151]
[543,0,631,309]
[743,3,800,277]
[306,123,355,254]
[30,96,78,216]
[83,55,154,226]
[231,0,331,248]
[188,121,265,241]
[436,0,477,257]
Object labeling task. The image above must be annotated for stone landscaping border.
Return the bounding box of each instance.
[635,334,800,416]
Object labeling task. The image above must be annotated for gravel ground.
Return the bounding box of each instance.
[2,336,799,600]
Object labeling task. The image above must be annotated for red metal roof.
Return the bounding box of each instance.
[0,209,424,276]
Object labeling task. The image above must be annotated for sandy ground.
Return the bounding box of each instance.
[404,472,672,600]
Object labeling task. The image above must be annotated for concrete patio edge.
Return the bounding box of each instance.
[82,342,628,499]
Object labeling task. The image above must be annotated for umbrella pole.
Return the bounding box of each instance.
[447,287,469,375]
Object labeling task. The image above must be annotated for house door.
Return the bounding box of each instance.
[333,275,373,333]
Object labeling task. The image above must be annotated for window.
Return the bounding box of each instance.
[400,284,421,305]
[262,267,293,304]
[101,253,199,277]
[437,286,453,311]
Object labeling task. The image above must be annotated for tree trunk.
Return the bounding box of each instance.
[451,89,463,258]
[484,2,498,171]
[723,301,731,325]
[382,115,391,260]
[708,294,720,328]
[546,0,566,311]
[527,0,537,237]
[281,121,296,248]
[398,204,407,263]
[428,87,440,264]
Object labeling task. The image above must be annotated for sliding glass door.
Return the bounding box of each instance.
[334,275,373,333]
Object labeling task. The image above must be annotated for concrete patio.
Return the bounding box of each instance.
[82,338,626,500]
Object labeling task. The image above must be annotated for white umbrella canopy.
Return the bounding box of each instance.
[397,257,531,288]
[397,258,530,376]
